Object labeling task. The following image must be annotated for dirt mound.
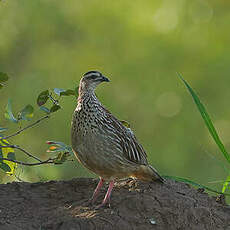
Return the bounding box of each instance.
[0,178,229,230]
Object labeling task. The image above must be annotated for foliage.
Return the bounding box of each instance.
[0,139,16,175]
[0,73,77,177]
[5,99,34,123]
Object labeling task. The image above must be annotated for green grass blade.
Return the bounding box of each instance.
[178,73,230,164]
[222,175,230,193]
[164,175,230,196]
[204,149,229,173]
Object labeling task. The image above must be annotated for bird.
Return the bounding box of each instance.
[71,71,164,208]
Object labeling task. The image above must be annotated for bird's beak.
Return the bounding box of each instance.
[101,75,110,82]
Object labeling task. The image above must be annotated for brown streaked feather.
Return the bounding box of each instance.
[102,107,148,165]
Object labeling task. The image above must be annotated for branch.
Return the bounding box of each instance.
[0,157,54,166]
[49,94,59,105]
[0,145,42,162]
[0,115,50,140]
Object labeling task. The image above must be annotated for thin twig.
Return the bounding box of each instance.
[0,145,42,162]
[0,115,50,140]
[0,157,54,166]
[49,94,59,105]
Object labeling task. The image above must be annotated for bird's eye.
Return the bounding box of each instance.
[90,75,97,80]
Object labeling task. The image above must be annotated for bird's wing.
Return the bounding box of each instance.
[102,108,148,165]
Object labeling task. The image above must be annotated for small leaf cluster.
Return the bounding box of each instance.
[0,73,17,173]
[1,72,78,176]
[46,141,74,164]
[4,99,34,123]
[37,87,78,114]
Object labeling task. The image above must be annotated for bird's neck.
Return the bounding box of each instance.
[78,82,96,98]
[77,88,98,108]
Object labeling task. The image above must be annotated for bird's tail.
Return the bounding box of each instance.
[131,165,164,183]
[148,165,165,183]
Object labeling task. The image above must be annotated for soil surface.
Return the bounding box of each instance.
[0,178,229,230]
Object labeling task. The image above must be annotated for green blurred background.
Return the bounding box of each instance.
[1,0,230,192]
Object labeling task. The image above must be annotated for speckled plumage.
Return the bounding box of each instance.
[71,71,163,207]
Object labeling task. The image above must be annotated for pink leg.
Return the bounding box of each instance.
[91,178,104,203]
[96,180,114,208]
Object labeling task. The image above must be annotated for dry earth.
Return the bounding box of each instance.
[0,178,230,230]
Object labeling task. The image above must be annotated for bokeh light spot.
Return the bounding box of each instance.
[155,92,182,117]
[189,0,213,24]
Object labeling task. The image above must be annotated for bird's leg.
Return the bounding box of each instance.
[96,180,114,209]
[90,178,104,204]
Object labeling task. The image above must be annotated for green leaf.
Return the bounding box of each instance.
[50,104,61,113]
[0,83,3,89]
[7,152,16,160]
[0,162,11,172]
[178,73,230,165]
[60,89,76,96]
[53,152,70,164]
[0,139,17,175]
[0,72,9,83]
[54,88,77,97]
[18,104,34,121]
[0,146,3,163]
[0,127,7,132]
[164,175,230,196]
[4,99,18,123]
[54,88,66,96]
[40,106,50,114]
[37,90,49,106]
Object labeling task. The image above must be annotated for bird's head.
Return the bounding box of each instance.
[79,71,110,93]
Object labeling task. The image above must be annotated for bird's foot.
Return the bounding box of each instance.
[95,203,105,210]
[95,200,111,210]
[84,198,94,206]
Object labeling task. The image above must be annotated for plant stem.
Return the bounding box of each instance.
[0,157,54,166]
[0,144,42,162]
[0,115,49,140]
